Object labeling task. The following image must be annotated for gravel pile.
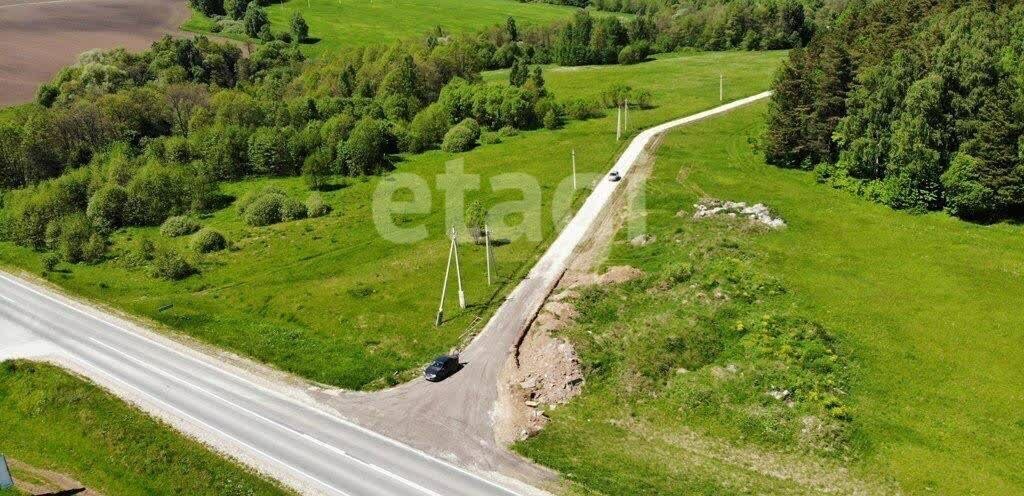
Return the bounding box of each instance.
[693,198,786,229]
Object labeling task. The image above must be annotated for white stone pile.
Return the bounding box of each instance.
[693,198,786,229]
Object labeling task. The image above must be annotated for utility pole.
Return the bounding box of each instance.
[436,231,454,326]
[484,224,493,286]
[435,227,467,326]
[571,148,577,190]
[616,103,622,141]
[624,98,630,132]
[719,73,723,102]
[452,227,466,309]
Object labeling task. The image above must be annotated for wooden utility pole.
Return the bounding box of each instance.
[616,104,622,141]
[452,227,466,309]
[436,227,467,325]
[618,98,626,132]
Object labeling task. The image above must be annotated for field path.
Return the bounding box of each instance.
[0,0,190,106]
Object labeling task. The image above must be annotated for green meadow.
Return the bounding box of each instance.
[0,360,290,495]
[0,51,786,390]
[515,102,1024,495]
[183,0,594,56]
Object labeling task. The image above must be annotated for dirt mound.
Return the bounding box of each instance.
[495,300,584,445]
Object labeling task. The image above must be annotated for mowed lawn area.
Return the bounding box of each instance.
[0,360,290,496]
[517,102,1024,494]
[183,0,591,56]
[0,51,785,390]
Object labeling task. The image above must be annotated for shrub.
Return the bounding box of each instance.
[562,97,601,120]
[243,193,284,226]
[41,253,60,272]
[124,163,190,226]
[408,103,452,152]
[160,216,200,237]
[441,118,481,153]
[56,214,92,263]
[244,2,269,38]
[479,132,501,145]
[302,148,333,190]
[290,12,309,42]
[86,184,128,232]
[81,233,107,264]
[280,196,307,221]
[152,249,196,280]
[191,228,227,253]
[497,125,518,137]
[248,127,294,176]
[543,109,563,130]
[129,237,156,264]
[305,192,330,218]
[618,42,650,65]
[343,117,391,175]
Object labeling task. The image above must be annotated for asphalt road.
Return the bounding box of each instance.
[0,272,523,496]
[0,92,771,495]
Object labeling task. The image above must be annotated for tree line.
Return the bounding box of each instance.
[0,19,607,270]
[764,0,1024,221]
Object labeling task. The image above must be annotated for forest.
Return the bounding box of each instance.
[765,0,1024,221]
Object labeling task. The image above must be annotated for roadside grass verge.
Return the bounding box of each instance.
[515,102,1024,494]
[0,51,785,390]
[0,360,290,496]
[182,0,594,57]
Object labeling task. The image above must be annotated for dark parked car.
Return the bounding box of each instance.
[424,355,460,382]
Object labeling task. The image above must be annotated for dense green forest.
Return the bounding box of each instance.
[765,0,1024,221]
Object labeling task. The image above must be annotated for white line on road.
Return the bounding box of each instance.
[0,294,14,303]
[66,354,355,496]
[0,272,519,496]
[88,336,442,496]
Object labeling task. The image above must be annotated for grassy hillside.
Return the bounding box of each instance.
[0,51,786,390]
[0,360,290,496]
[183,0,591,56]
[515,102,1024,494]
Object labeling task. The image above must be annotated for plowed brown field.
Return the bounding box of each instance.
[0,0,190,106]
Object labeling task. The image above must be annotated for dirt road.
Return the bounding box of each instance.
[0,0,190,106]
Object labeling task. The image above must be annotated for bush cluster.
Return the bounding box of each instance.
[191,228,227,253]
[160,216,201,237]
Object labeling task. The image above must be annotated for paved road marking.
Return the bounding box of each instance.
[67,354,354,496]
[0,294,15,303]
[89,336,441,496]
[0,272,519,496]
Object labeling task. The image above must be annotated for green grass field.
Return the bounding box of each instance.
[182,0,595,56]
[0,51,786,390]
[0,360,290,495]
[515,102,1024,494]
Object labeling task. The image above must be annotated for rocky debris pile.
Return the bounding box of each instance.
[496,297,586,444]
[630,234,656,247]
[693,198,786,229]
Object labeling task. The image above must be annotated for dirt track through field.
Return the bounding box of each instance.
[0,0,190,106]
